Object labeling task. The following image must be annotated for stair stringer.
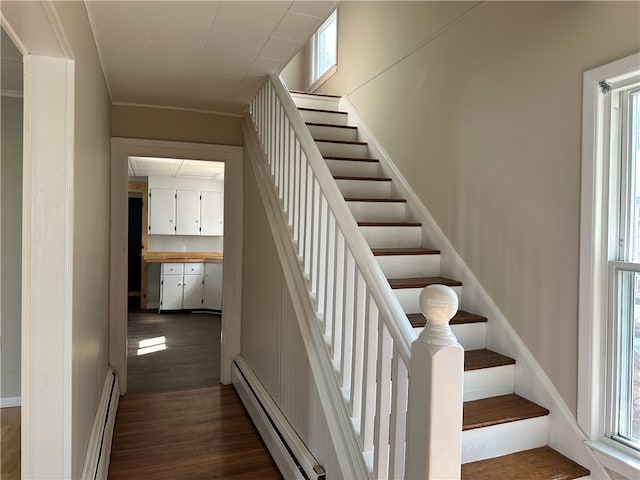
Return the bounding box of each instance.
[338,95,608,478]
[242,115,373,480]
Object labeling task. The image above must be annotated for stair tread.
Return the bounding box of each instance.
[388,276,461,289]
[290,90,341,98]
[407,310,488,327]
[315,138,367,145]
[345,197,406,202]
[463,394,549,431]
[298,107,347,115]
[359,221,422,227]
[306,122,357,130]
[464,348,515,371]
[461,446,590,480]
[325,156,379,163]
[335,175,391,182]
[372,247,440,256]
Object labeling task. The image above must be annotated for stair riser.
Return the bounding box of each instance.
[291,94,340,111]
[394,286,462,314]
[463,366,514,402]
[308,124,359,142]
[347,201,406,222]
[299,109,348,126]
[326,159,380,177]
[336,179,392,198]
[462,416,549,463]
[359,226,422,249]
[375,254,440,278]
[414,323,487,350]
[316,141,370,158]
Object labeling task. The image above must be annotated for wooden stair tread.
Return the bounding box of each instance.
[315,138,367,145]
[407,310,487,327]
[345,197,406,203]
[335,175,391,182]
[461,446,590,480]
[359,221,421,227]
[290,90,341,98]
[464,348,515,371]
[388,276,461,289]
[306,122,357,130]
[298,107,347,115]
[324,156,379,163]
[463,394,549,431]
[372,247,440,256]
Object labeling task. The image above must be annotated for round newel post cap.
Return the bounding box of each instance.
[420,284,459,326]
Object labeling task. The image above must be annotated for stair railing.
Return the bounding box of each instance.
[248,74,463,479]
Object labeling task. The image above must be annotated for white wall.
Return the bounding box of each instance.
[0,94,22,404]
[51,2,112,477]
[241,150,341,477]
[317,0,640,414]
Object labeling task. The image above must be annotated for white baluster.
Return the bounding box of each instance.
[405,284,463,480]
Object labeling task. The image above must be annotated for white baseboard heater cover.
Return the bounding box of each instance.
[80,367,120,480]
[232,357,326,480]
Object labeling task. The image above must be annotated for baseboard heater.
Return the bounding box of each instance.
[80,367,120,480]
[232,357,326,480]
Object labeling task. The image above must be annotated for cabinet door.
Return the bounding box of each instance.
[203,262,223,310]
[160,274,183,310]
[182,274,204,309]
[176,190,201,235]
[149,188,176,235]
[200,191,223,236]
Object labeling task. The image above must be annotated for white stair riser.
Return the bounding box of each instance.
[375,254,440,278]
[299,109,348,126]
[308,124,359,142]
[415,323,487,350]
[347,201,406,222]
[326,159,380,177]
[291,94,340,111]
[336,179,392,198]
[359,226,422,249]
[463,365,514,401]
[316,141,369,158]
[462,416,549,463]
[394,286,462,314]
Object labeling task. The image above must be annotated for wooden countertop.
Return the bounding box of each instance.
[143,252,223,263]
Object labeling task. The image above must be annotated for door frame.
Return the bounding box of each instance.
[110,137,243,392]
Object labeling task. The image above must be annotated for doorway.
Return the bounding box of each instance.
[110,138,243,394]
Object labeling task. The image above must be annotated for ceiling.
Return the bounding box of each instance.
[1,27,23,94]
[128,156,225,180]
[85,1,337,115]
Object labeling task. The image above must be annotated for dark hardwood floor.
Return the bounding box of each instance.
[1,407,20,480]
[127,310,221,393]
[108,386,282,479]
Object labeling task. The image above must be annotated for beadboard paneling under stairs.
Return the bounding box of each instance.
[290,91,591,480]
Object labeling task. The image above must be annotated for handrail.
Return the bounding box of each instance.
[267,75,416,364]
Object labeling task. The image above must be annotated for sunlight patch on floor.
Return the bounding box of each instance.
[137,336,167,356]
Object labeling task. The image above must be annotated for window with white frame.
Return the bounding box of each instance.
[579,53,640,478]
[309,9,337,89]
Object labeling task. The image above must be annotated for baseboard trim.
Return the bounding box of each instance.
[80,367,120,480]
[0,396,21,408]
[232,357,326,480]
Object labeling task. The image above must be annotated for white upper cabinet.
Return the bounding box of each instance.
[200,191,224,236]
[176,190,201,235]
[148,188,176,235]
[148,176,223,236]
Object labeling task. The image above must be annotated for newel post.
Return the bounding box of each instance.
[405,285,464,480]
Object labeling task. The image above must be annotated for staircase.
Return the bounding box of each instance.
[289,90,590,479]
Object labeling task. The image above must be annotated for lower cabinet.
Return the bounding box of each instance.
[159,262,221,311]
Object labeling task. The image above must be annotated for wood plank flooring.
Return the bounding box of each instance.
[127,311,221,393]
[1,407,20,480]
[108,386,282,479]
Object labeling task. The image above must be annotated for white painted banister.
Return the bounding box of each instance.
[406,285,464,479]
[247,75,463,479]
